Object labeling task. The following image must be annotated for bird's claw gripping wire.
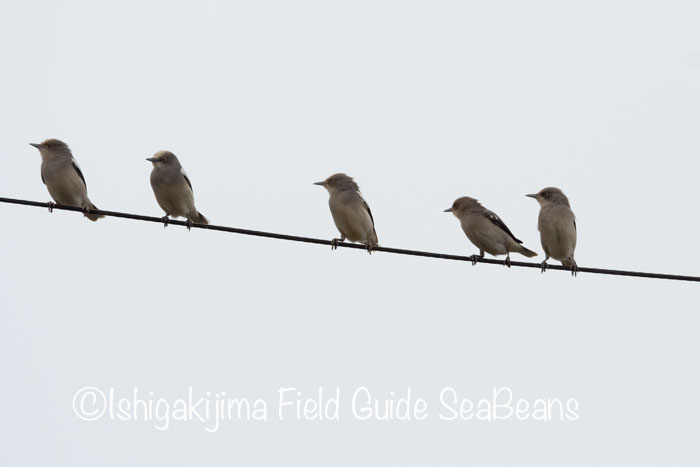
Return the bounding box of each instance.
[504,254,512,268]
[540,260,549,273]
[570,261,579,277]
[162,216,169,229]
[186,219,193,231]
[47,201,55,213]
[470,254,479,266]
[331,238,341,250]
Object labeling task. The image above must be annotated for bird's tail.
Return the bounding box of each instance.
[517,244,538,258]
[370,228,379,247]
[84,200,104,222]
[193,211,209,225]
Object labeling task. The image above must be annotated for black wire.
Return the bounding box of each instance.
[1,196,698,283]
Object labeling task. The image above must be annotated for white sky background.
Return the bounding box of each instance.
[1,0,699,465]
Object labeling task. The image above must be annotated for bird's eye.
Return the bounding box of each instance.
[328,180,333,185]
[542,192,549,197]
[160,158,166,162]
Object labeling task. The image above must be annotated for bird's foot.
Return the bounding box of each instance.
[504,255,512,268]
[366,244,374,255]
[331,238,341,250]
[82,206,91,218]
[162,216,169,229]
[47,201,55,213]
[570,261,579,277]
[470,254,480,266]
[540,261,548,273]
[186,219,193,231]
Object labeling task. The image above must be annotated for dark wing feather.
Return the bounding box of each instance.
[181,170,193,192]
[484,210,522,243]
[362,199,375,226]
[72,160,87,189]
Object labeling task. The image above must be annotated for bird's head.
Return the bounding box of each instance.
[444,196,480,217]
[314,173,358,193]
[526,187,570,207]
[29,138,71,158]
[146,150,181,169]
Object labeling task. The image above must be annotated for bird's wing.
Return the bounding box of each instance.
[71,158,87,189]
[484,209,522,243]
[180,168,193,193]
[358,192,375,226]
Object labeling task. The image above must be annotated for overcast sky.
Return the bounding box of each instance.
[1,1,699,465]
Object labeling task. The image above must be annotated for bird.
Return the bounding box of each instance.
[445,196,537,267]
[147,150,209,229]
[29,139,104,221]
[526,187,578,275]
[314,173,379,253]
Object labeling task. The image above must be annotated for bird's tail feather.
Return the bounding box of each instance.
[194,211,209,225]
[518,245,538,258]
[84,200,104,222]
[370,228,379,247]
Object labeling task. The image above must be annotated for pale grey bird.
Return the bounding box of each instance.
[526,187,578,275]
[29,138,104,221]
[445,196,537,267]
[147,150,209,229]
[314,173,379,253]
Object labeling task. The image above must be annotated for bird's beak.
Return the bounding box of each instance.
[525,194,538,199]
[29,142,42,149]
[313,181,325,186]
[146,158,158,162]
[443,208,453,213]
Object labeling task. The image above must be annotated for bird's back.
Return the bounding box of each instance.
[460,212,510,255]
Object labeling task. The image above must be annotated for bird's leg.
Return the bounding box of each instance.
[470,251,484,266]
[331,234,345,251]
[47,201,55,213]
[504,252,511,268]
[186,219,193,231]
[162,216,170,229]
[366,243,373,255]
[570,260,579,277]
[82,205,91,218]
[540,260,548,273]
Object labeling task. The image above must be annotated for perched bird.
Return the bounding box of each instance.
[314,173,379,253]
[147,150,209,229]
[526,187,578,275]
[29,139,103,221]
[445,196,537,267]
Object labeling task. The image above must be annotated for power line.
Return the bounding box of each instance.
[1,196,698,283]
